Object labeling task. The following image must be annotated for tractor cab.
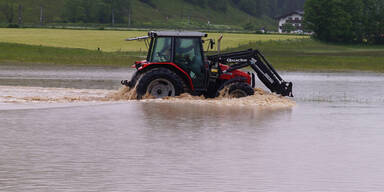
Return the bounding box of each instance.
[146,31,208,90]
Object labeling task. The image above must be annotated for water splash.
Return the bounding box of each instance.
[108,86,295,108]
[107,86,137,101]
[0,85,295,108]
[147,88,295,108]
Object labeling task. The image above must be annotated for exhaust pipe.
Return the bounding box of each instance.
[217,34,223,55]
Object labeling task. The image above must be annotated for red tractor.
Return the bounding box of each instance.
[122,31,293,99]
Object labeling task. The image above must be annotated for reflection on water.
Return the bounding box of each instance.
[0,102,294,192]
[0,64,384,192]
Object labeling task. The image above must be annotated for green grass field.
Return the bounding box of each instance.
[0,42,139,66]
[0,28,383,72]
[0,28,307,52]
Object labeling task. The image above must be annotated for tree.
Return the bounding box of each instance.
[107,0,132,24]
[62,0,131,24]
[304,0,363,43]
[305,0,383,44]
[62,0,86,23]
[363,0,384,44]
[207,0,227,12]
[139,0,156,8]
[0,0,15,23]
[185,0,205,8]
[243,22,255,31]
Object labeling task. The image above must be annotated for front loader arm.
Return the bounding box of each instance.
[207,49,293,97]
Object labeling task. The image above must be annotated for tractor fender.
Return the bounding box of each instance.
[217,76,248,91]
[212,76,248,98]
[138,63,194,90]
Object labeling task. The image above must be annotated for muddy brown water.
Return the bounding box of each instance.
[1,64,384,192]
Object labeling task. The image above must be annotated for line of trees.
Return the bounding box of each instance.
[62,0,132,24]
[0,0,133,25]
[63,0,306,23]
[305,0,384,44]
[183,0,306,17]
[0,0,61,25]
[0,0,15,24]
[0,0,307,26]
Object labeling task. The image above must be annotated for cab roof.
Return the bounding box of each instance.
[148,31,208,38]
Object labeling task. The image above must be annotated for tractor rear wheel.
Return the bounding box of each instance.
[228,82,254,98]
[136,68,184,99]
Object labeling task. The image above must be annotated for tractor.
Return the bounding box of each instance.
[121,31,293,99]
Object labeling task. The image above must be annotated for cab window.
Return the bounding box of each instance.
[174,38,204,79]
[150,37,172,62]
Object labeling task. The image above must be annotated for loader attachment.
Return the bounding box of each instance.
[207,49,293,97]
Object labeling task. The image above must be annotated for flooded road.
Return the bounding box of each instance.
[1,64,384,192]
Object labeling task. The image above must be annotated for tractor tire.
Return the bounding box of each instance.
[136,68,184,99]
[227,82,254,98]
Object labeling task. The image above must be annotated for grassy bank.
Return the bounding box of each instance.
[0,37,383,72]
[0,42,140,66]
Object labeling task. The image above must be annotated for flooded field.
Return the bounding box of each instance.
[1,64,384,192]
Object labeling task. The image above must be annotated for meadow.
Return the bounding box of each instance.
[0,28,307,52]
[0,28,383,72]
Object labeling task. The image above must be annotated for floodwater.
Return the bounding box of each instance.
[0,64,384,192]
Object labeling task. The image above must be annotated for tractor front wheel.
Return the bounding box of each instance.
[136,68,184,99]
[227,82,254,98]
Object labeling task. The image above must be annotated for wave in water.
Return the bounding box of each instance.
[0,85,295,108]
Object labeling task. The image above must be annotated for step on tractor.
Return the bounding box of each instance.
[121,31,293,99]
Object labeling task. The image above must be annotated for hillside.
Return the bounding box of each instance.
[0,0,305,30]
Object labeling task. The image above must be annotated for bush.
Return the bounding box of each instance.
[243,22,255,31]
[305,0,384,44]
[7,24,19,28]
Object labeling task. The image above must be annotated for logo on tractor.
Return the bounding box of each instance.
[227,58,248,63]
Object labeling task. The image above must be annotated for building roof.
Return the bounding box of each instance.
[275,10,304,20]
[148,31,208,38]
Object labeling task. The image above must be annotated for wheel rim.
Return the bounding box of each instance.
[229,89,248,98]
[147,78,176,98]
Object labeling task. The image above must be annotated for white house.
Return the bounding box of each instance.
[276,10,304,33]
